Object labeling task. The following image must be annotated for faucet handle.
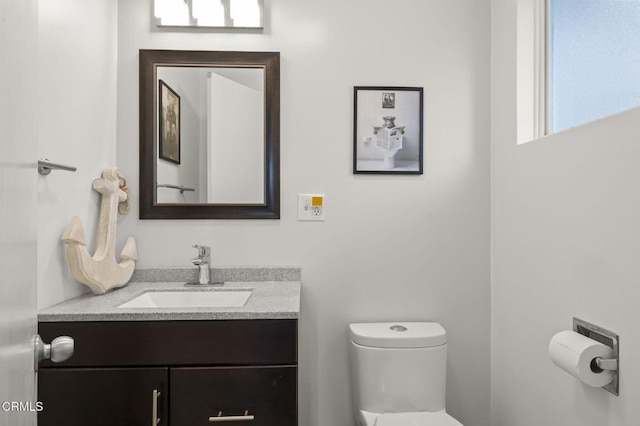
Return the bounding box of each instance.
[192,244,211,259]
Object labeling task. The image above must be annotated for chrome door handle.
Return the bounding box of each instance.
[37,158,77,175]
[34,335,74,371]
[209,411,255,422]
[152,390,161,425]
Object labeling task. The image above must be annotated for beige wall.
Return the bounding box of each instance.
[116,1,491,425]
[491,0,640,424]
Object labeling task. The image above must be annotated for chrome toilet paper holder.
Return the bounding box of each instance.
[573,317,619,396]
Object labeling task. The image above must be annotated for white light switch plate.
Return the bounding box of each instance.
[298,194,325,221]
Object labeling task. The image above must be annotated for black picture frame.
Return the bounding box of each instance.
[382,92,395,109]
[353,86,423,175]
[158,79,181,165]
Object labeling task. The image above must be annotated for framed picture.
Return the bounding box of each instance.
[353,86,423,174]
[158,79,181,164]
[382,92,395,109]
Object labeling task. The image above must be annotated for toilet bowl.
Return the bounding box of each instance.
[349,322,463,426]
[377,146,402,169]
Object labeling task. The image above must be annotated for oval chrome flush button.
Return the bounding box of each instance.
[390,325,407,332]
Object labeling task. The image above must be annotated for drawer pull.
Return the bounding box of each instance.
[152,390,161,425]
[209,410,255,422]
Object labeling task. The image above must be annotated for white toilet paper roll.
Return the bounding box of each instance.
[548,330,614,387]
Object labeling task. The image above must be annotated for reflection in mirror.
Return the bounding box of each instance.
[139,50,280,219]
[156,66,265,204]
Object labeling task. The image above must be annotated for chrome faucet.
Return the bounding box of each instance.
[186,245,224,286]
[191,244,211,284]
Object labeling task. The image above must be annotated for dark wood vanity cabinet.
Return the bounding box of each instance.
[171,366,297,425]
[38,319,297,426]
[38,367,168,426]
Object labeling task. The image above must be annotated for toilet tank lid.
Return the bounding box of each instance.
[349,322,446,348]
[375,411,463,426]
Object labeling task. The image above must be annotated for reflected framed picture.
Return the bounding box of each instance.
[159,79,181,164]
[382,92,395,109]
[353,86,423,174]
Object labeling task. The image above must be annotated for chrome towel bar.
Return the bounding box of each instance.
[157,183,195,194]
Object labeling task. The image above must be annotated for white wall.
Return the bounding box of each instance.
[208,70,264,203]
[117,1,491,425]
[37,0,118,309]
[491,0,640,424]
[156,67,204,203]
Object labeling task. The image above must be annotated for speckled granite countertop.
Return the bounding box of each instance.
[38,267,301,322]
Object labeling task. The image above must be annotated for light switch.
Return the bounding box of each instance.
[298,194,325,221]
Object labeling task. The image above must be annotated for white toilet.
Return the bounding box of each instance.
[349,322,463,426]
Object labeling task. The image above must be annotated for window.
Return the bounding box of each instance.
[517,0,640,143]
[549,0,640,133]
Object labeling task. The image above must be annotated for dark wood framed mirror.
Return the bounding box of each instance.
[139,49,280,219]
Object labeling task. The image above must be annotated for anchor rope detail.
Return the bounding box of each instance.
[116,171,130,216]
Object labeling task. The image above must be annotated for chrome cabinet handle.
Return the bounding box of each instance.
[209,411,255,422]
[152,390,161,425]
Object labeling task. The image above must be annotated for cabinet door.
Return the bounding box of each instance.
[171,365,297,426]
[38,367,168,426]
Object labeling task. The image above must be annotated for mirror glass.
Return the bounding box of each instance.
[156,66,265,204]
[139,50,280,219]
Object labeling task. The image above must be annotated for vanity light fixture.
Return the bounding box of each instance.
[154,0,264,29]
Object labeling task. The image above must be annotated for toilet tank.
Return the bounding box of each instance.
[349,322,447,414]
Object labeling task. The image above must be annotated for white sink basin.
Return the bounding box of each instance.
[117,290,252,309]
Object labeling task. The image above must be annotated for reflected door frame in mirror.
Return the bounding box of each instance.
[139,49,280,219]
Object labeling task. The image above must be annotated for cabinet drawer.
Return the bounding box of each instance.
[170,366,297,426]
[39,319,297,367]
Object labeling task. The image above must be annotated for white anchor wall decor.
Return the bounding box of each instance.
[62,167,137,294]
